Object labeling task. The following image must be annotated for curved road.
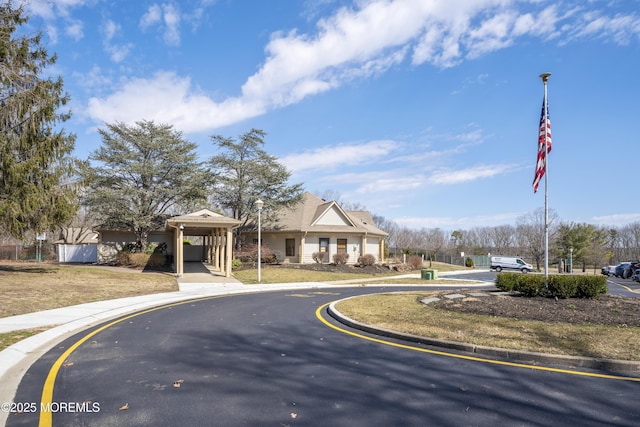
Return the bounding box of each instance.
[6,285,640,426]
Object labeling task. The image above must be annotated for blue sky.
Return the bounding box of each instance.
[20,0,640,231]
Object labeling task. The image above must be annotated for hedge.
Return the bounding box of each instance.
[495,273,607,299]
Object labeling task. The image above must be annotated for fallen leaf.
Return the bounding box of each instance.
[62,361,74,367]
[119,403,129,411]
[173,379,184,388]
[291,413,297,419]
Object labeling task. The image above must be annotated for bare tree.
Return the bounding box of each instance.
[490,225,516,256]
[515,208,559,270]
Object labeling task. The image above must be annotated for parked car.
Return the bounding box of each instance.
[632,269,640,282]
[601,265,617,276]
[614,262,632,278]
[627,261,640,279]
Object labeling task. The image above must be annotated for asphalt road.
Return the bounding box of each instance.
[6,285,640,426]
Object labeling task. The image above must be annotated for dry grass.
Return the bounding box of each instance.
[335,291,640,361]
[0,262,178,318]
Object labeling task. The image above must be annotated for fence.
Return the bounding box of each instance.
[57,244,98,263]
[0,244,57,262]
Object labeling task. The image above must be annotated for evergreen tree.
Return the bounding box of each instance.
[83,120,213,249]
[0,1,78,239]
[208,129,303,249]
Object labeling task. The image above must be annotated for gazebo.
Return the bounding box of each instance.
[166,209,241,278]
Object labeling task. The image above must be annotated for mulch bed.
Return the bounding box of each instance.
[430,293,640,327]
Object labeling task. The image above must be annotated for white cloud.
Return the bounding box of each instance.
[140,4,162,29]
[65,20,84,40]
[591,213,640,226]
[140,3,182,46]
[428,164,518,184]
[83,0,640,132]
[162,4,181,45]
[281,140,399,173]
[101,19,132,62]
[85,71,264,132]
[394,211,524,230]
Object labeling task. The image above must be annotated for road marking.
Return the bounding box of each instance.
[610,281,640,294]
[38,296,223,427]
[315,302,640,382]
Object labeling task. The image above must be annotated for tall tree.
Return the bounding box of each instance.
[83,120,212,249]
[0,1,78,239]
[516,208,559,270]
[208,128,303,249]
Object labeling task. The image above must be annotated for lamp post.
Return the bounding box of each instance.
[255,199,264,282]
[569,248,573,274]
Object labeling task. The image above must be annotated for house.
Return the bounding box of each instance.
[248,192,387,264]
[94,193,387,277]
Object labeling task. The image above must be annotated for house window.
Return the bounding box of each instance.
[286,239,295,257]
[337,239,347,254]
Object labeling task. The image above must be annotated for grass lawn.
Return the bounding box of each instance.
[0,262,178,350]
[0,263,178,318]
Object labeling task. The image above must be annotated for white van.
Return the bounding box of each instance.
[490,256,533,273]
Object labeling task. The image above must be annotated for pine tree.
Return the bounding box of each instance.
[0,1,78,239]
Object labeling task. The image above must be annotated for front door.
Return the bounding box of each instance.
[319,238,330,263]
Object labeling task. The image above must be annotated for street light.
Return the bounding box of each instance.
[569,248,573,274]
[255,199,264,282]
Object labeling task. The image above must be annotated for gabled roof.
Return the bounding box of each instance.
[270,192,387,236]
[165,209,241,236]
[167,209,240,225]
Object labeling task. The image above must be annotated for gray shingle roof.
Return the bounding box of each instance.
[270,192,387,236]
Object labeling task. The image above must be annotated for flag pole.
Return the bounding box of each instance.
[539,72,551,280]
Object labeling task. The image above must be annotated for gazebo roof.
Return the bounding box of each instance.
[166,209,241,235]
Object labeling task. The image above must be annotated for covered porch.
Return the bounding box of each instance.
[166,209,241,278]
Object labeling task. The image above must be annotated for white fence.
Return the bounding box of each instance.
[58,244,98,263]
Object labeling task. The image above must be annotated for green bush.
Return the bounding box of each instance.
[577,276,608,298]
[495,273,607,299]
[144,242,158,255]
[515,275,546,297]
[495,272,518,291]
[465,257,474,268]
[232,259,242,270]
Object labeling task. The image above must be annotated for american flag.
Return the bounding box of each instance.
[532,96,552,193]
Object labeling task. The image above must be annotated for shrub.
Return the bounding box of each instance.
[236,244,275,263]
[358,254,376,266]
[515,275,546,297]
[232,259,242,270]
[333,252,349,265]
[147,253,168,268]
[465,257,475,268]
[115,251,131,266]
[144,242,158,255]
[495,272,608,299]
[495,272,518,292]
[122,242,141,253]
[577,276,608,298]
[312,252,326,263]
[547,275,578,299]
[128,253,151,268]
[407,255,423,270]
